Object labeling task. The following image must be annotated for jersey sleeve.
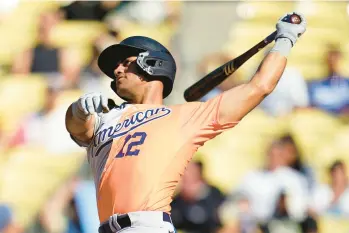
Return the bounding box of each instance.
[70,113,103,148]
[179,93,239,146]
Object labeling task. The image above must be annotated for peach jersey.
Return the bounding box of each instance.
[71,94,238,222]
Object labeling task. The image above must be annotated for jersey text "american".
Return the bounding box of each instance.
[93,107,171,146]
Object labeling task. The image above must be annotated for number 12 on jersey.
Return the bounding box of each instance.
[115,132,147,158]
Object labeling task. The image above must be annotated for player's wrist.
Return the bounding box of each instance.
[275,30,297,46]
[269,38,292,57]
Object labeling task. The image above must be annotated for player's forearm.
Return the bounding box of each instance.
[218,40,289,123]
[250,40,289,94]
[65,104,95,141]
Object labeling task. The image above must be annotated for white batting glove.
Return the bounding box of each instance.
[72,92,110,121]
[275,12,307,47]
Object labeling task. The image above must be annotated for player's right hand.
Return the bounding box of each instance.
[275,12,307,47]
[72,92,110,120]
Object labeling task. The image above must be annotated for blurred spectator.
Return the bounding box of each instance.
[307,46,349,116]
[11,10,81,88]
[273,191,293,219]
[29,167,99,233]
[0,204,22,233]
[267,191,318,233]
[264,191,304,233]
[275,136,319,232]
[7,85,83,154]
[65,198,82,233]
[197,52,240,102]
[258,47,309,117]
[171,161,226,233]
[219,193,260,233]
[60,1,120,21]
[232,139,309,227]
[39,177,81,233]
[277,134,316,191]
[309,160,349,217]
[72,180,100,233]
[234,195,259,233]
[0,204,12,232]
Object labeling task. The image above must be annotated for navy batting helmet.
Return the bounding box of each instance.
[98,36,177,99]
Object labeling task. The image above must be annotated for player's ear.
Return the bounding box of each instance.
[134,65,149,82]
[139,73,150,82]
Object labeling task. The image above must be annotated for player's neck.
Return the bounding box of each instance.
[133,81,164,105]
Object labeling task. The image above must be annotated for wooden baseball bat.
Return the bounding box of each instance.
[184,14,301,102]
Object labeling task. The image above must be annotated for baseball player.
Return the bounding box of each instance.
[65,12,306,233]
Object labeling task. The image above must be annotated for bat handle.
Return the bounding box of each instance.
[264,31,277,44]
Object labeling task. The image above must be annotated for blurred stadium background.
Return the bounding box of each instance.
[0,1,349,233]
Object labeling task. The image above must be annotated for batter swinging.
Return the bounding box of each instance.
[65,12,307,233]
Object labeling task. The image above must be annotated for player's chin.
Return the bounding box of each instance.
[116,87,132,100]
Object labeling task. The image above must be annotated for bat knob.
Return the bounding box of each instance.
[282,13,302,24]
